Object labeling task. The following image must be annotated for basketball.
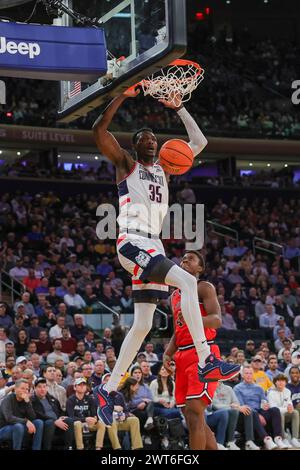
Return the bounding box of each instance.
[159,139,194,175]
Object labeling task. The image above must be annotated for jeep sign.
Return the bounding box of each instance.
[0,37,41,59]
[0,21,107,81]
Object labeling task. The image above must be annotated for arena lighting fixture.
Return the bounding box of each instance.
[57,155,61,158]
[17,151,21,156]
[249,163,253,166]
[95,156,99,160]
[0,150,2,154]
[226,0,231,4]
[77,156,81,159]
[284,164,288,167]
[267,163,271,167]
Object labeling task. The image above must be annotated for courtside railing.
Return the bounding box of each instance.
[206,220,239,243]
[0,269,25,304]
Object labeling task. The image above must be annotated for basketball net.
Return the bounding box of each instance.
[139,59,204,106]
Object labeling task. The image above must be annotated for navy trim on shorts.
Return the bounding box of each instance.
[119,242,165,281]
[133,289,169,304]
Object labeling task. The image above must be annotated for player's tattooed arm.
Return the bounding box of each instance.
[198,281,222,329]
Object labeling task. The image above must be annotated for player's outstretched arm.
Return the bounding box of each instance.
[198,281,222,329]
[159,95,208,156]
[93,88,140,168]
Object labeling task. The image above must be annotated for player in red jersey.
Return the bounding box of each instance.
[163,251,228,450]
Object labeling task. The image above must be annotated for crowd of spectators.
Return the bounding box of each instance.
[1,34,299,139]
[0,160,298,190]
[0,186,300,449]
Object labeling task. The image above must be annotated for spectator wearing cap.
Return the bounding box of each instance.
[60,327,77,356]
[16,356,28,372]
[64,285,86,311]
[274,328,293,352]
[66,378,106,450]
[32,377,74,450]
[233,367,285,450]
[0,378,43,450]
[26,315,43,343]
[70,315,88,341]
[0,303,13,330]
[5,341,15,359]
[0,369,14,404]
[46,339,69,366]
[43,365,67,411]
[284,351,300,377]
[49,315,66,341]
[36,330,53,360]
[266,357,281,380]
[251,356,273,392]
[244,340,256,361]
[273,317,292,341]
[268,374,300,448]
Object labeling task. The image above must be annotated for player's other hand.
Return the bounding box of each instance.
[123,85,141,98]
[159,91,183,110]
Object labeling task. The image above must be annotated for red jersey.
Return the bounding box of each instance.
[171,288,216,347]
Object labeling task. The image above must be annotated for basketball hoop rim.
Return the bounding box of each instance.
[127,59,203,93]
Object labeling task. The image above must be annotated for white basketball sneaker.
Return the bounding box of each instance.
[245,440,260,450]
[226,441,240,450]
[264,436,278,450]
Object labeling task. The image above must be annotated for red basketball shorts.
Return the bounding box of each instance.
[174,344,220,407]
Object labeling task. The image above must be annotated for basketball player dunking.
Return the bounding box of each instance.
[164,251,222,450]
[92,88,240,425]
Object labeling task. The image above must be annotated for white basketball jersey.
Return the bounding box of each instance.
[117,161,169,236]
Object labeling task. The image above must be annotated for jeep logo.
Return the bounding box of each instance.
[0,36,40,59]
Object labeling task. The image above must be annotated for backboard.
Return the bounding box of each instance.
[58,0,187,122]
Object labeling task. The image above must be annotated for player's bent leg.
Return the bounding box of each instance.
[184,398,208,450]
[95,302,156,426]
[156,261,241,382]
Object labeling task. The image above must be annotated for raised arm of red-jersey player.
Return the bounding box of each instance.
[198,281,222,329]
[92,89,139,171]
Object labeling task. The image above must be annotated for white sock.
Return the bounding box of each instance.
[106,303,156,393]
[165,264,210,367]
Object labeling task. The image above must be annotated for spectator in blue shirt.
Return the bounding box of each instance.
[96,257,113,278]
[234,366,285,450]
[259,304,279,328]
[286,366,300,410]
